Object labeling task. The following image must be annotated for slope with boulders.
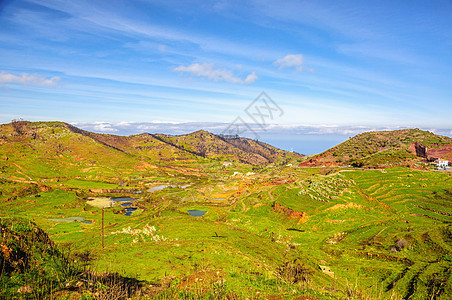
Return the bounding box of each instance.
[0,217,81,298]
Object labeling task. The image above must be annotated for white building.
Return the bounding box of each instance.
[435,160,449,168]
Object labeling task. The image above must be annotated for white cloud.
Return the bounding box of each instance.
[91,122,119,133]
[173,63,258,84]
[244,72,258,84]
[0,71,60,86]
[274,54,305,71]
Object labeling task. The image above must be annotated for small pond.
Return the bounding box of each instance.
[148,184,190,192]
[148,185,176,192]
[112,197,136,202]
[125,207,137,216]
[187,210,207,217]
[113,198,137,216]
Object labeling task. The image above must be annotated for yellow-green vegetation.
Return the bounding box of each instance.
[310,128,452,168]
[0,217,81,298]
[0,217,143,299]
[1,121,452,299]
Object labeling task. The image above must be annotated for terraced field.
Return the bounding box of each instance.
[2,164,451,299]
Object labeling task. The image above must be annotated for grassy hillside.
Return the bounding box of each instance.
[0,121,155,181]
[81,131,198,162]
[0,217,144,299]
[0,217,79,298]
[301,129,452,168]
[154,130,300,165]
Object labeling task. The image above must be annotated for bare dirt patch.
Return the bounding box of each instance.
[327,202,363,211]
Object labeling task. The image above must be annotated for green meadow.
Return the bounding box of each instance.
[2,164,452,299]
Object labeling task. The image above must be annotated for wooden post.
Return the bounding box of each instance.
[101,207,104,248]
[217,215,220,237]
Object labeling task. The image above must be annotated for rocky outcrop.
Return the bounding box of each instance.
[408,142,427,158]
[273,203,306,220]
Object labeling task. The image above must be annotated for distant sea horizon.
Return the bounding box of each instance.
[256,133,349,155]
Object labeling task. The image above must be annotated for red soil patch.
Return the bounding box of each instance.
[298,151,334,167]
[273,203,307,224]
[408,142,452,160]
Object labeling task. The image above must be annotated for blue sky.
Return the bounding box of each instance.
[1,0,452,153]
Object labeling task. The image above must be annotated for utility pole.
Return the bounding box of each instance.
[217,215,220,237]
[101,207,104,248]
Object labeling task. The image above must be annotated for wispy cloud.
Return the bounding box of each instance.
[173,63,258,84]
[337,43,422,65]
[274,54,308,72]
[0,71,60,87]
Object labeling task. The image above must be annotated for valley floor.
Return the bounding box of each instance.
[1,163,452,299]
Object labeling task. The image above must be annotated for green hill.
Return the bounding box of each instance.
[0,121,152,181]
[301,129,452,168]
[154,130,299,165]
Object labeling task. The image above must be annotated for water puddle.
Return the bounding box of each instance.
[125,207,138,216]
[148,184,190,192]
[112,197,136,202]
[148,185,175,192]
[187,210,207,217]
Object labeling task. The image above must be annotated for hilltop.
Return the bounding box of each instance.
[300,128,452,168]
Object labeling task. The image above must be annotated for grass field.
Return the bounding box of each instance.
[2,164,451,299]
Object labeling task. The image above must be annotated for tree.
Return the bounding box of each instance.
[11,119,28,135]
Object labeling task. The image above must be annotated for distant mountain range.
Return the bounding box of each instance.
[0,121,301,170]
[2,122,451,178]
